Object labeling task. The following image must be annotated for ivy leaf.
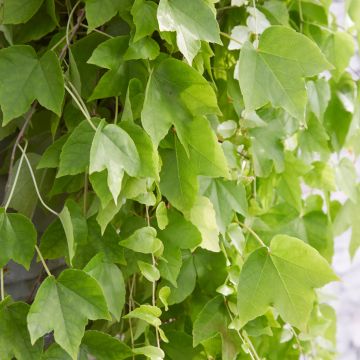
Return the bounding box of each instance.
[131,0,158,42]
[0,208,36,269]
[157,0,221,64]
[142,58,220,148]
[322,31,354,81]
[138,260,161,282]
[200,178,248,233]
[133,346,165,360]
[119,121,160,179]
[81,331,132,360]
[57,120,96,177]
[89,120,140,203]
[188,196,220,252]
[0,46,64,124]
[237,26,332,119]
[27,269,110,360]
[0,299,43,360]
[193,296,227,346]
[38,135,69,170]
[86,36,128,100]
[84,0,126,30]
[59,199,88,266]
[2,0,44,24]
[237,235,338,330]
[84,254,126,321]
[124,305,162,327]
[159,138,198,212]
[183,116,229,178]
[120,227,163,254]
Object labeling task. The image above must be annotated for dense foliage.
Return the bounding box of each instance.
[0,0,359,359]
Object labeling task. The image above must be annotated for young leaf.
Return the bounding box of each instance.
[89,120,140,203]
[156,201,168,230]
[138,260,161,282]
[120,227,163,254]
[27,269,110,360]
[141,58,220,148]
[84,254,126,321]
[237,235,338,330]
[124,305,162,327]
[0,299,43,360]
[236,26,332,119]
[0,209,36,269]
[157,0,221,64]
[188,196,220,252]
[0,46,64,124]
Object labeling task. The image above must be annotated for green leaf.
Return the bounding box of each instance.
[0,300,43,360]
[89,120,140,203]
[2,0,44,24]
[322,31,355,81]
[120,226,163,254]
[119,121,160,179]
[158,208,202,249]
[200,178,248,233]
[81,331,132,360]
[0,46,64,124]
[84,254,126,321]
[157,0,221,64]
[237,26,332,119]
[193,296,227,346]
[142,58,220,148]
[27,269,110,360]
[59,199,88,266]
[138,260,160,282]
[159,138,198,212]
[38,135,69,169]
[237,235,338,330]
[188,196,220,252]
[183,116,229,178]
[0,208,36,269]
[124,304,162,327]
[57,120,96,177]
[158,286,171,311]
[84,0,126,30]
[131,0,158,42]
[3,153,43,217]
[156,201,168,230]
[133,346,164,360]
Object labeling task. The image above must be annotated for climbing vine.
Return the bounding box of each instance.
[0,0,359,359]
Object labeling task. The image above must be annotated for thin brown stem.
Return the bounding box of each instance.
[3,102,37,201]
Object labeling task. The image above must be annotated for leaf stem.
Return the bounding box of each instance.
[114,96,119,124]
[0,268,4,301]
[80,23,114,38]
[64,83,96,131]
[17,145,59,217]
[3,102,37,203]
[220,31,243,45]
[4,140,28,210]
[35,245,52,277]
[238,221,269,249]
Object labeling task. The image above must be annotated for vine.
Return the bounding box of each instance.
[0,0,359,359]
